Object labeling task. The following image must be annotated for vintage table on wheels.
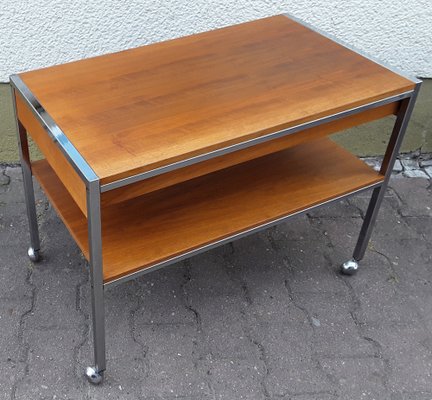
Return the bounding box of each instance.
[10,13,420,384]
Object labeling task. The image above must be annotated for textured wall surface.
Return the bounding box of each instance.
[1,0,431,81]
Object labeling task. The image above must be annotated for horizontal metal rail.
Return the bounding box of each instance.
[101,91,412,192]
[104,179,384,288]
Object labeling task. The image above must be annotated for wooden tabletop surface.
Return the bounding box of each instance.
[19,15,415,184]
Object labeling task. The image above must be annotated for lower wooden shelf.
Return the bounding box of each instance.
[32,138,384,283]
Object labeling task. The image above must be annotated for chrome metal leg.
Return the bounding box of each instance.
[351,185,385,262]
[341,83,421,275]
[15,117,41,262]
[85,180,106,384]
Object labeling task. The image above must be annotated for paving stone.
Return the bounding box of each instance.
[391,178,432,217]
[320,357,390,399]
[141,397,212,400]
[0,299,31,363]
[282,244,345,294]
[233,227,343,295]
[310,217,382,270]
[206,358,265,400]
[391,392,432,400]
[370,237,432,290]
[85,311,149,399]
[424,166,432,178]
[390,172,405,179]
[306,199,361,219]
[187,249,244,298]
[351,266,423,327]
[347,189,419,240]
[249,323,334,397]
[293,292,376,358]
[362,325,432,394]
[401,159,420,170]
[270,215,323,242]
[403,215,432,237]
[270,394,337,400]
[132,266,197,326]
[408,294,432,336]
[0,244,33,299]
[392,159,403,172]
[14,328,84,400]
[0,211,29,246]
[362,157,381,171]
[26,270,84,330]
[191,294,258,359]
[403,169,429,178]
[0,360,26,400]
[0,170,10,187]
[134,324,210,399]
[420,158,432,167]
[0,168,26,215]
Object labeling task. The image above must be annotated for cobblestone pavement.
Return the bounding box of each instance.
[0,165,431,400]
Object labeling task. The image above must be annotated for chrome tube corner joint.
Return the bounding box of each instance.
[10,75,98,184]
[86,178,106,384]
[11,87,41,262]
[341,82,421,275]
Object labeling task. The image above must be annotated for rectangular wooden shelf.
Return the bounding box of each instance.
[32,138,384,283]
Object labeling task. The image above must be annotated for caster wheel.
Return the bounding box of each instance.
[85,366,104,384]
[27,247,40,263]
[340,259,359,275]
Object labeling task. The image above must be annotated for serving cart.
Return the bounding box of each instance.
[10,13,420,383]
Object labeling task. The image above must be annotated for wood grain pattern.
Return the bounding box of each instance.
[32,138,384,283]
[101,102,398,206]
[14,92,88,216]
[20,15,413,185]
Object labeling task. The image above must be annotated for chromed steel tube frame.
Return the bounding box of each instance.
[10,14,421,383]
[86,179,106,375]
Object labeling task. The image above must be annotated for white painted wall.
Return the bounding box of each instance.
[1,0,431,82]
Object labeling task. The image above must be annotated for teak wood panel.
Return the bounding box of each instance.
[102,101,398,206]
[20,15,414,185]
[14,92,88,216]
[32,138,384,283]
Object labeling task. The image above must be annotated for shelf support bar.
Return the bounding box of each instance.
[85,179,106,384]
[352,83,421,263]
[12,85,41,262]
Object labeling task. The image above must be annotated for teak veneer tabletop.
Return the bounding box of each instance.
[18,15,414,185]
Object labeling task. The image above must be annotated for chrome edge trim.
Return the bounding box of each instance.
[10,74,98,184]
[105,180,383,288]
[283,12,421,85]
[101,91,411,192]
